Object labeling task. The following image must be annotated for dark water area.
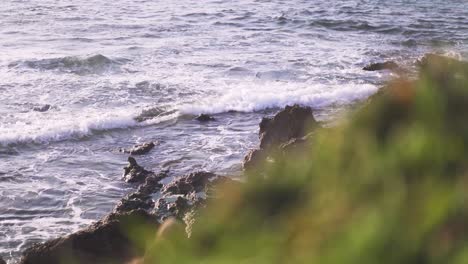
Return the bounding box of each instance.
[0,0,467,261]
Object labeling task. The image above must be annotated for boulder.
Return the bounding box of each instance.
[121,142,156,155]
[123,157,152,183]
[195,114,215,122]
[363,61,399,71]
[258,105,318,150]
[19,210,158,264]
[243,105,318,171]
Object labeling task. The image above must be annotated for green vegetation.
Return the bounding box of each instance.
[138,55,468,264]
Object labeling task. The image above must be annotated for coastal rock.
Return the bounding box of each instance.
[162,172,218,195]
[243,105,319,171]
[19,210,158,264]
[243,149,268,171]
[32,104,51,112]
[363,61,399,71]
[0,256,6,264]
[123,157,152,183]
[114,172,167,214]
[195,114,215,122]
[259,105,318,150]
[121,142,156,155]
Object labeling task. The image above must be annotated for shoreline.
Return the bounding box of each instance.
[6,54,466,263]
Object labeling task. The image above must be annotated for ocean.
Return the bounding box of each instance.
[0,0,467,261]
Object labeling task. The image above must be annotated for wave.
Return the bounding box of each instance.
[179,83,378,115]
[0,108,178,147]
[8,54,127,75]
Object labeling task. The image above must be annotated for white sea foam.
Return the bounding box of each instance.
[179,82,378,114]
[0,107,167,146]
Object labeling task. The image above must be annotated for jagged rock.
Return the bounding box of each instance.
[243,105,318,170]
[19,210,158,264]
[195,114,215,122]
[259,105,318,150]
[363,61,399,71]
[162,172,218,195]
[33,104,51,112]
[114,173,167,214]
[121,142,156,155]
[123,157,152,183]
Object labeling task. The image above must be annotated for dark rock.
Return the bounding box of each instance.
[0,256,6,264]
[162,172,218,195]
[115,172,167,214]
[195,114,215,122]
[280,132,315,155]
[19,210,158,264]
[33,104,51,112]
[121,142,156,155]
[243,105,319,171]
[123,157,152,183]
[258,105,318,150]
[243,149,268,171]
[363,61,399,71]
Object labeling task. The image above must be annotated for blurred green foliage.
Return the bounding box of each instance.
[142,55,468,264]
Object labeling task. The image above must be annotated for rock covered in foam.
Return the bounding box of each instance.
[195,114,215,122]
[32,104,51,112]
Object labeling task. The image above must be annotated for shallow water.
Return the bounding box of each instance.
[0,0,467,261]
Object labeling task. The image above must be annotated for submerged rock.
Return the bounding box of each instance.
[32,104,51,112]
[195,114,215,122]
[363,61,399,71]
[123,157,152,183]
[19,210,158,264]
[121,142,156,155]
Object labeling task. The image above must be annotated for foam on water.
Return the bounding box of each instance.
[179,82,378,114]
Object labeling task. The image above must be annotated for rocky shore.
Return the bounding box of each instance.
[15,103,316,264]
[11,53,466,264]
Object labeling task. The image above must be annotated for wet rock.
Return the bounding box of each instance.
[243,105,319,171]
[0,256,6,264]
[19,210,158,264]
[162,172,218,195]
[363,61,399,71]
[134,107,164,122]
[121,142,156,155]
[123,157,152,183]
[114,172,167,214]
[196,114,215,122]
[32,104,51,112]
[259,105,318,150]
